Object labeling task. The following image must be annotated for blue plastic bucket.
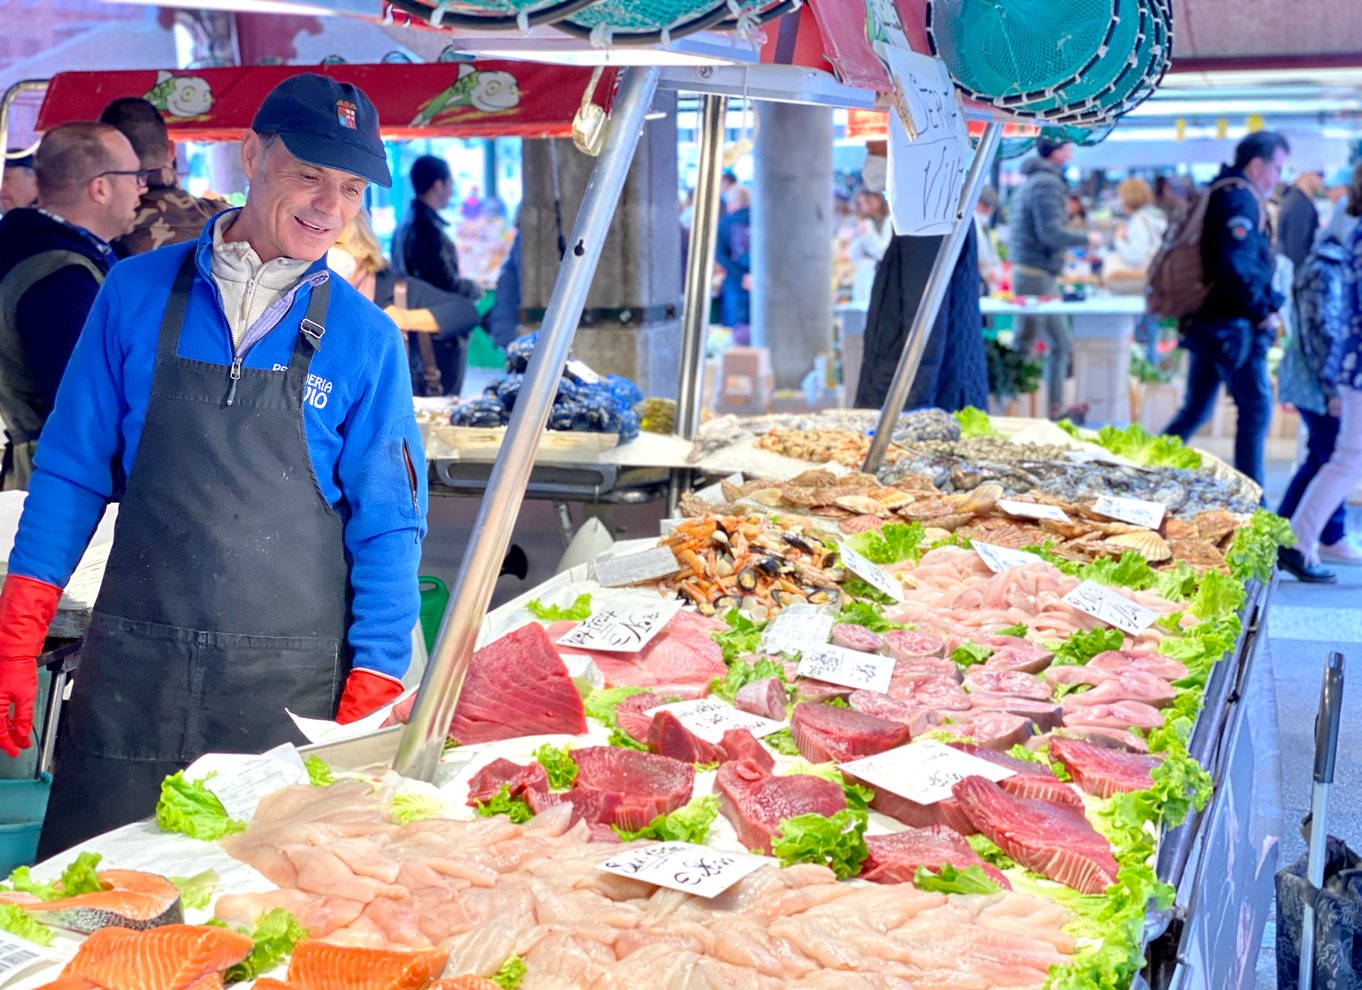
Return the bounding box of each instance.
[0,773,51,874]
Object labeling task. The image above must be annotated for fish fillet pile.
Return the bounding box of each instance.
[216,781,1076,989]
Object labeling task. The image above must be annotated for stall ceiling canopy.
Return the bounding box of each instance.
[1172,0,1362,67]
[35,62,616,141]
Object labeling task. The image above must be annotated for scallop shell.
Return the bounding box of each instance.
[921,527,953,544]
[787,469,841,488]
[892,473,940,492]
[1088,520,1148,536]
[1169,538,1227,568]
[839,514,887,534]
[933,513,977,532]
[1106,530,1172,563]
[1164,517,1198,540]
[871,488,917,510]
[1039,518,1088,540]
[781,486,823,508]
[1194,509,1239,543]
[955,482,1005,516]
[835,495,891,517]
[749,488,790,508]
[898,499,961,522]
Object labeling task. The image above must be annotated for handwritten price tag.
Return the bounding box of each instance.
[599,841,770,898]
[1062,581,1159,635]
[838,543,905,603]
[973,542,1044,574]
[200,743,310,821]
[797,644,894,694]
[1092,495,1166,530]
[762,604,834,657]
[644,698,785,745]
[840,740,1014,805]
[0,930,50,983]
[556,601,683,653]
[883,48,970,236]
[997,499,1072,523]
[594,546,682,587]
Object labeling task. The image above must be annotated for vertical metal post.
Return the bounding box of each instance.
[861,122,1004,474]
[0,81,47,207]
[667,93,726,514]
[394,66,662,781]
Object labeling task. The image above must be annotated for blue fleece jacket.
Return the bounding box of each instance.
[10,218,429,682]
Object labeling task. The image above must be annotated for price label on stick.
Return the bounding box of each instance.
[1092,495,1166,530]
[797,644,894,694]
[644,698,785,745]
[556,601,683,653]
[840,741,1014,805]
[973,542,1044,574]
[762,604,834,656]
[838,543,906,603]
[599,841,770,898]
[1062,581,1159,635]
[594,547,682,587]
[997,499,1072,523]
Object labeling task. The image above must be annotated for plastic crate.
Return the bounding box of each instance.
[0,773,51,875]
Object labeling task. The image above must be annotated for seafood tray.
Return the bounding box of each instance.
[430,425,620,456]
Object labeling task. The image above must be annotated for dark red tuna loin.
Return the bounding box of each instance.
[862,826,1010,889]
[717,729,776,773]
[465,758,549,807]
[648,710,724,765]
[569,746,694,831]
[714,759,846,854]
[1048,736,1162,798]
[789,703,912,764]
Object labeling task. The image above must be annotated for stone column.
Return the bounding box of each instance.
[518,91,682,398]
[751,102,835,389]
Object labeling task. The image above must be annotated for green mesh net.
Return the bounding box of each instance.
[998,0,1144,116]
[555,0,730,39]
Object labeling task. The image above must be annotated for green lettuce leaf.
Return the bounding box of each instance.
[1227,508,1295,583]
[155,771,248,841]
[583,685,651,728]
[954,406,996,438]
[1078,552,1157,591]
[1092,423,1202,469]
[966,834,1019,871]
[304,755,334,787]
[844,522,926,566]
[834,601,907,633]
[912,864,1002,895]
[526,593,592,621]
[222,908,308,984]
[390,793,445,824]
[474,783,533,824]
[56,852,104,897]
[950,642,994,667]
[1150,562,1198,602]
[168,870,219,911]
[490,955,528,989]
[0,904,54,947]
[1049,627,1124,667]
[763,729,802,756]
[533,745,579,790]
[708,656,788,706]
[5,866,57,901]
[607,727,650,751]
[711,610,767,664]
[613,795,720,844]
[995,622,1029,638]
[1189,569,1247,619]
[771,808,869,880]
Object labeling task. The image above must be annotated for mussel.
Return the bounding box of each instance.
[782,533,817,555]
[714,596,739,611]
[736,567,759,592]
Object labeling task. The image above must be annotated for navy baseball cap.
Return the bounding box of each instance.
[252,74,391,188]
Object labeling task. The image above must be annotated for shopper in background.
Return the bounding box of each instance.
[1110,178,1169,278]
[974,186,1003,292]
[1153,174,1188,224]
[849,188,893,310]
[1008,140,1089,418]
[0,75,427,854]
[1278,163,1362,582]
[1162,131,1290,490]
[98,97,229,257]
[1,152,38,214]
[716,183,752,344]
[1276,169,1326,272]
[0,123,139,491]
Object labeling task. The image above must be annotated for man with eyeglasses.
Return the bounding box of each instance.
[0,121,142,490]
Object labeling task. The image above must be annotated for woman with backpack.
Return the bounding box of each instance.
[1279,163,1362,582]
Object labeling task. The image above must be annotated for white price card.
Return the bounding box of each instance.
[762,603,834,657]
[556,600,683,653]
[594,546,682,587]
[195,743,309,822]
[0,930,50,985]
[1092,495,1166,530]
[840,740,1014,805]
[644,698,785,745]
[883,48,971,236]
[973,542,1044,574]
[838,543,906,603]
[1062,581,1159,635]
[797,644,895,694]
[598,841,770,898]
[997,499,1072,523]
[565,358,600,384]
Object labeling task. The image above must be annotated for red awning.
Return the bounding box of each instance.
[759,0,934,93]
[35,62,616,141]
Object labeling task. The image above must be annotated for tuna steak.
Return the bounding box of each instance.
[847,690,939,736]
[881,630,945,660]
[1049,737,1163,798]
[936,711,1034,751]
[717,729,776,773]
[952,776,1119,894]
[569,747,694,831]
[830,624,884,654]
[888,673,971,710]
[967,695,1063,731]
[963,668,1052,702]
[465,758,549,806]
[550,610,728,699]
[614,692,667,744]
[714,760,846,854]
[789,703,911,764]
[735,677,788,722]
[861,826,1011,888]
[648,710,724,765]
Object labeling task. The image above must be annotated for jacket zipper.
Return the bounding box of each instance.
[402,440,420,538]
[225,275,258,406]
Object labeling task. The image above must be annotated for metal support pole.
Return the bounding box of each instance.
[667,93,726,514]
[861,122,1004,475]
[394,66,661,781]
[0,81,48,207]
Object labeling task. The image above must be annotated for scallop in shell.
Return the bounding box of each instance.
[835,494,891,517]
[1105,530,1172,563]
[921,527,953,544]
[1194,509,1239,543]
[871,488,917,510]
[749,488,790,508]
[955,482,1005,516]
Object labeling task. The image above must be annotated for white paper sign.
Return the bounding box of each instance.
[797,644,895,694]
[1062,581,1159,635]
[598,841,770,898]
[838,543,905,603]
[594,546,682,587]
[0,930,49,985]
[555,600,683,653]
[197,743,309,821]
[643,698,785,745]
[884,49,971,236]
[565,358,600,384]
[840,740,1015,805]
[287,687,414,745]
[973,542,1044,574]
[1092,495,1166,530]
[997,499,1072,523]
[762,604,834,657]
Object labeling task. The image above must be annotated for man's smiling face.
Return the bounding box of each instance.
[237,132,367,262]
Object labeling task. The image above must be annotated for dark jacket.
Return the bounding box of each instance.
[374,267,480,398]
[1275,185,1320,271]
[0,208,115,440]
[392,199,462,293]
[113,182,230,258]
[1325,221,1362,392]
[1007,157,1088,275]
[485,232,521,350]
[716,206,751,327]
[1196,165,1283,327]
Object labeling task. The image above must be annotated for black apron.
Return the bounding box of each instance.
[39,254,349,857]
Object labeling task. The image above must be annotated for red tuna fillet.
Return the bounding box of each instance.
[1088,650,1188,681]
[1062,699,1165,731]
[830,624,885,654]
[998,773,1085,813]
[963,668,1052,702]
[848,690,939,736]
[386,623,588,744]
[735,677,788,722]
[718,729,776,773]
[882,630,945,661]
[614,692,667,744]
[951,776,1119,894]
[552,610,727,700]
[967,695,1063,731]
[648,710,724,765]
[936,711,1035,751]
[1060,671,1176,709]
[466,758,549,806]
[888,673,971,710]
[1051,726,1151,753]
[862,826,1011,888]
[789,703,912,764]
[1049,736,1163,798]
[715,760,846,854]
[569,747,695,831]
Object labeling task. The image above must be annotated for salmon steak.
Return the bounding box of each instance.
[286,941,448,990]
[43,923,252,990]
[26,871,184,934]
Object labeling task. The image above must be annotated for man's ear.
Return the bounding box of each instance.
[165,137,177,170]
[241,132,264,181]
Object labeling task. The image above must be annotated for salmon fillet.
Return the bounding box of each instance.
[286,941,447,990]
[27,870,184,934]
[58,924,253,990]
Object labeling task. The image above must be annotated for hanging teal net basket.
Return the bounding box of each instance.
[397,0,603,29]
[927,0,1121,104]
[997,0,1144,116]
[552,0,732,43]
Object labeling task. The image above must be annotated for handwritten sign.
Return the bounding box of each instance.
[594,547,682,587]
[997,499,1072,523]
[0,930,49,983]
[644,698,785,745]
[556,601,683,653]
[797,644,895,694]
[762,604,834,657]
[883,48,971,236]
[1092,495,1166,530]
[599,841,770,898]
[200,743,309,821]
[840,740,1014,805]
[565,359,600,384]
[973,542,1045,574]
[838,543,906,603]
[1062,581,1159,635]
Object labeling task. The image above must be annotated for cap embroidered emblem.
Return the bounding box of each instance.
[336,100,358,129]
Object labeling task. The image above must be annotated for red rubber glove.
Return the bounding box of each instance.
[0,574,62,758]
[335,668,404,724]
